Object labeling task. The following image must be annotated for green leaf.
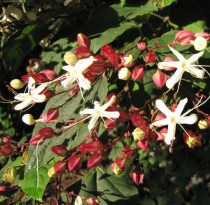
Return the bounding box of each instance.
[20,162,53,202]
[183,20,205,33]
[77,167,139,204]
[92,23,137,53]
[120,0,126,7]
[127,2,158,19]
[25,77,108,176]
[1,20,52,75]
[161,0,177,8]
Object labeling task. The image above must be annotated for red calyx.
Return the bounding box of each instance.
[68,155,82,171]
[51,145,68,157]
[38,127,55,139]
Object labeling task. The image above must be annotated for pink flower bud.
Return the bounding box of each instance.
[162,56,176,71]
[29,134,45,145]
[2,145,13,155]
[137,42,146,50]
[51,145,68,157]
[74,46,92,59]
[132,166,144,185]
[144,52,157,64]
[40,70,58,81]
[174,30,194,46]
[87,153,102,168]
[77,33,91,48]
[183,130,202,148]
[86,197,100,205]
[68,155,82,171]
[38,127,55,139]
[152,69,168,88]
[41,108,59,123]
[194,32,210,40]
[131,66,145,80]
[136,139,149,151]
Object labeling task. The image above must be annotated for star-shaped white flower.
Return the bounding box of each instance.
[153,98,198,145]
[158,47,205,89]
[14,77,47,110]
[80,96,120,131]
[61,56,96,90]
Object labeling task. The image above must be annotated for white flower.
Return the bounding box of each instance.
[14,77,47,110]
[61,56,96,90]
[158,47,205,89]
[80,96,120,131]
[153,98,198,145]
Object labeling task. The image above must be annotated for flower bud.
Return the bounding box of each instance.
[51,145,68,157]
[38,127,55,139]
[77,33,91,48]
[152,69,168,88]
[174,30,194,46]
[120,54,135,67]
[86,197,100,205]
[68,155,82,171]
[22,114,36,125]
[193,36,207,51]
[132,166,144,185]
[131,66,145,80]
[26,12,37,21]
[48,161,67,177]
[29,134,45,145]
[87,154,102,168]
[132,128,145,141]
[118,67,131,80]
[64,52,78,66]
[10,79,25,89]
[137,42,146,50]
[198,120,208,129]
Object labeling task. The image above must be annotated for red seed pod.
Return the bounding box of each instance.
[132,166,144,185]
[77,33,91,48]
[38,127,55,139]
[40,70,58,81]
[174,30,194,46]
[29,134,45,145]
[86,197,100,205]
[68,155,82,171]
[54,161,67,174]
[41,108,59,122]
[131,66,145,80]
[152,69,168,88]
[87,153,102,168]
[74,46,92,59]
[2,145,13,155]
[137,42,146,50]
[51,145,68,157]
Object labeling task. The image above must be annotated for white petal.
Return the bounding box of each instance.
[99,110,120,119]
[77,73,91,90]
[14,97,32,110]
[164,122,176,145]
[28,77,36,90]
[177,114,198,124]
[76,56,96,73]
[169,46,186,61]
[100,96,116,111]
[61,76,76,88]
[174,98,188,117]
[62,65,73,72]
[31,83,48,95]
[88,115,99,131]
[153,118,170,127]
[158,61,182,69]
[32,94,46,102]
[80,108,95,116]
[14,93,29,101]
[188,66,205,78]
[166,68,185,89]
[155,100,172,118]
[187,51,204,64]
